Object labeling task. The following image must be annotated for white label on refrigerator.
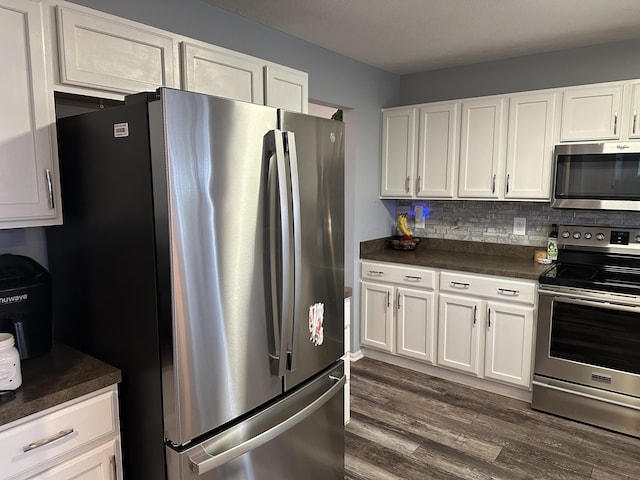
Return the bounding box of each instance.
[308,302,324,346]
[114,122,129,138]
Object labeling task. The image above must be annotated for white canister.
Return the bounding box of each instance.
[0,333,22,390]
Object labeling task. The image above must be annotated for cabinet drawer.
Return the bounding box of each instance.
[361,261,436,289]
[0,390,118,479]
[440,271,536,304]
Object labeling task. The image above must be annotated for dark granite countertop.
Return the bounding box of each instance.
[0,343,121,427]
[361,237,550,281]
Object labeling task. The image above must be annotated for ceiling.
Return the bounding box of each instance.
[202,0,640,75]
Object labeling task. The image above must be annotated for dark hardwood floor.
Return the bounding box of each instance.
[345,357,640,480]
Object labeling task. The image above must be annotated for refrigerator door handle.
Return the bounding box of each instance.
[187,373,346,475]
[264,130,294,378]
[283,132,302,373]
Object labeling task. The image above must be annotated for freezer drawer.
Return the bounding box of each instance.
[165,365,345,480]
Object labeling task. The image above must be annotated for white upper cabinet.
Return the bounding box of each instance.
[264,64,308,113]
[416,102,460,198]
[0,0,61,228]
[55,5,179,95]
[505,92,557,199]
[380,107,417,197]
[458,97,508,198]
[180,41,263,103]
[560,85,623,141]
[626,82,640,139]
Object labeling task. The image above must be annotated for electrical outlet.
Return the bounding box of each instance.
[513,217,526,235]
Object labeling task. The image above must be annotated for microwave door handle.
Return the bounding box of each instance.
[283,132,301,373]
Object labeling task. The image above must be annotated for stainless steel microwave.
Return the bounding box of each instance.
[552,142,640,211]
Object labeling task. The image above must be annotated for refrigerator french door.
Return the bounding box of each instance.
[48,88,345,479]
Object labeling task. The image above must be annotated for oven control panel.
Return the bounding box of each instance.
[558,225,640,252]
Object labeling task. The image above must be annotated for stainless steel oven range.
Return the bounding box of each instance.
[533,225,640,437]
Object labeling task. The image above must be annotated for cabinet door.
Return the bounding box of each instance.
[56,6,179,94]
[380,107,417,197]
[360,281,394,352]
[560,85,623,141]
[437,293,482,376]
[484,302,534,388]
[396,287,436,363]
[264,64,308,113]
[505,92,557,200]
[458,97,507,198]
[0,0,61,228]
[28,439,120,479]
[628,83,640,139]
[416,103,459,198]
[181,42,263,104]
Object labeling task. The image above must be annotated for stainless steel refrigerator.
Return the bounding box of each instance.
[47,88,345,479]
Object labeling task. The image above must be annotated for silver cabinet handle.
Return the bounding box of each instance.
[497,288,519,296]
[450,281,470,289]
[491,174,496,194]
[614,111,618,135]
[368,270,384,276]
[634,110,638,135]
[416,175,421,193]
[487,308,491,328]
[506,174,510,194]
[387,291,391,308]
[23,428,74,452]
[473,305,477,325]
[397,293,401,310]
[110,455,118,480]
[405,175,410,193]
[45,169,55,209]
[188,374,345,475]
[404,275,422,282]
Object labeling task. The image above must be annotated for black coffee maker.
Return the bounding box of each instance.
[0,254,52,359]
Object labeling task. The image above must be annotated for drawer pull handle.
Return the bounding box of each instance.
[450,281,470,289]
[23,428,75,453]
[404,275,422,282]
[498,288,519,296]
[368,270,384,276]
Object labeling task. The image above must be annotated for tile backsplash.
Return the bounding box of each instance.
[396,200,640,247]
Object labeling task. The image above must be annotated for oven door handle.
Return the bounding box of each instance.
[540,289,640,313]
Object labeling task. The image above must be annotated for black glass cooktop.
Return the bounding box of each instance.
[540,261,640,295]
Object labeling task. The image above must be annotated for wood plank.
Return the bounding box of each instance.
[346,357,640,480]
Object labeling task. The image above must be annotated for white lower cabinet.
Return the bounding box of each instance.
[0,386,122,480]
[360,280,394,352]
[438,271,536,389]
[437,293,482,376]
[360,261,437,363]
[396,287,436,363]
[27,439,120,480]
[484,300,534,387]
[360,261,537,393]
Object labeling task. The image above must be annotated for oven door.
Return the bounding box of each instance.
[535,287,640,398]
